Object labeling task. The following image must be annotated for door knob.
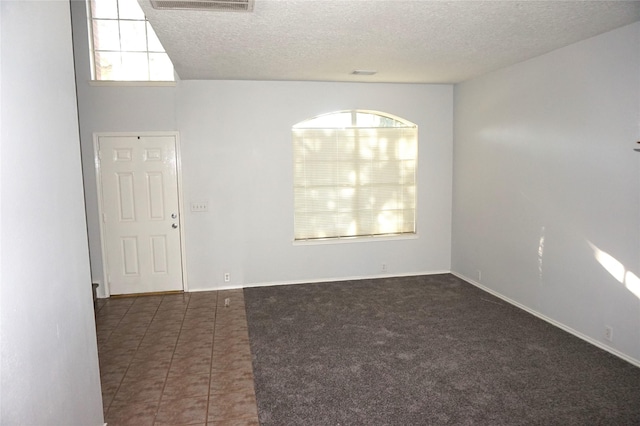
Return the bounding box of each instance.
[172,223,178,229]
[171,213,177,219]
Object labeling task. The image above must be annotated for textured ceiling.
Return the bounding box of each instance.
[138,0,640,83]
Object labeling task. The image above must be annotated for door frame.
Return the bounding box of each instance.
[93,131,188,297]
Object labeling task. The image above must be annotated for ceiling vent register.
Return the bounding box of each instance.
[150,0,254,12]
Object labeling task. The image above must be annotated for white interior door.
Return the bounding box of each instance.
[97,134,184,295]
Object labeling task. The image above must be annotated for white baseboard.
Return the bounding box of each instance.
[188,271,640,367]
[121,270,640,368]
[189,284,244,292]
[244,270,452,289]
[93,280,109,299]
[188,270,452,293]
[451,271,640,368]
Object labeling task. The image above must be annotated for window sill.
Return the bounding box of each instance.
[88,80,177,87]
[293,233,418,246]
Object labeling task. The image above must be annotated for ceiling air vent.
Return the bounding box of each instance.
[150,0,254,12]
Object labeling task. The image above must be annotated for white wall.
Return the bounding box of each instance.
[70,2,453,294]
[452,22,640,364]
[71,0,177,294]
[0,1,104,424]
[177,81,452,289]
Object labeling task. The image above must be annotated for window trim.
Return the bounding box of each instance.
[86,0,175,82]
[88,80,177,87]
[292,232,419,246]
[292,110,418,242]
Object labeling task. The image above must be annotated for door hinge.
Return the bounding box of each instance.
[102,213,107,223]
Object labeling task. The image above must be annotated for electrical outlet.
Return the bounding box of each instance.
[605,326,613,342]
[477,270,482,282]
[190,201,208,212]
[224,272,230,283]
[382,263,388,273]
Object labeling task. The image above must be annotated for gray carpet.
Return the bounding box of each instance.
[244,274,640,425]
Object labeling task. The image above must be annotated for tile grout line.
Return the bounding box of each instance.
[210,291,260,425]
[99,292,260,425]
[151,293,191,426]
[205,290,219,425]
[100,297,140,417]
[110,296,164,423]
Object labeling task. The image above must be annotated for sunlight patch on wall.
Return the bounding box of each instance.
[588,241,640,299]
[538,226,545,284]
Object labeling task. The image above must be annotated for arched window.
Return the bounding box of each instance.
[293,110,417,241]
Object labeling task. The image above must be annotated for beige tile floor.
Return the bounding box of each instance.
[95,289,259,426]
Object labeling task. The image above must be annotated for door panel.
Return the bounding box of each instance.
[98,135,183,295]
[117,173,136,220]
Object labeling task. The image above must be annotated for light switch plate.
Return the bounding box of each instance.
[190,201,208,212]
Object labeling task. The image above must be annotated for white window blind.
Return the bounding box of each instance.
[293,111,417,241]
